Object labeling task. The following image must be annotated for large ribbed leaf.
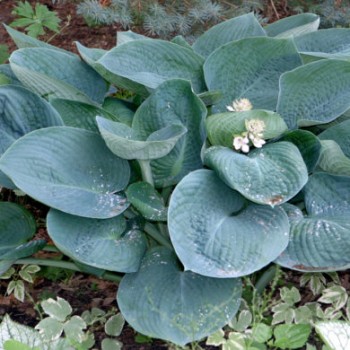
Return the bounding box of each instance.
[117,30,148,45]
[204,37,301,113]
[102,97,135,127]
[277,59,350,129]
[318,140,350,176]
[4,24,74,55]
[9,48,107,103]
[168,169,290,277]
[75,41,150,97]
[50,99,119,132]
[192,13,266,58]
[295,28,350,61]
[0,202,38,260]
[47,210,147,272]
[265,13,320,38]
[204,142,308,205]
[0,85,62,189]
[206,110,287,148]
[97,40,206,93]
[276,173,350,271]
[319,119,350,157]
[125,182,167,221]
[117,247,242,346]
[279,130,321,173]
[0,127,130,219]
[96,116,187,160]
[315,321,350,350]
[132,79,207,186]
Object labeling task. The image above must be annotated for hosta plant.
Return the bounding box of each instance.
[1,12,350,346]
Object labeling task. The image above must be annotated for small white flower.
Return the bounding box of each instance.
[252,137,266,148]
[226,98,253,112]
[233,135,250,153]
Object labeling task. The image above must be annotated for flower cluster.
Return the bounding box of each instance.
[233,119,266,153]
[226,98,253,112]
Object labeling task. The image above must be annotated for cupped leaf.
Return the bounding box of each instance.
[0,202,37,260]
[132,79,207,187]
[319,119,350,157]
[9,48,107,103]
[192,13,266,58]
[317,140,350,176]
[204,37,302,113]
[47,209,146,272]
[126,182,167,221]
[50,99,119,132]
[102,97,135,127]
[276,173,350,271]
[206,110,287,148]
[0,240,46,261]
[0,127,130,219]
[97,116,187,160]
[117,247,242,346]
[265,13,319,38]
[97,40,206,94]
[204,142,308,205]
[295,28,350,61]
[277,59,350,129]
[279,130,321,173]
[168,169,290,278]
[0,84,62,188]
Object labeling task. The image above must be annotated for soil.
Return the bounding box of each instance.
[0,1,349,349]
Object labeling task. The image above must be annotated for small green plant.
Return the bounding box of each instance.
[0,264,40,302]
[10,1,61,38]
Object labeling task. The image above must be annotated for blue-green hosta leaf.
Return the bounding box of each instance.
[50,99,119,132]
[192,13,266,58]
[117,247,242,346]
[168,169,290,278]
[4,24,74,55]
[315,321,350,350]
[9,48,107,103]
[204,37,302,113]
[0,240,46,261]
[132,79,207,187]
[97,40,206,94]
[204,142,308,205]
[276,173,350,271]
[265,13,320,38]
[0,127,130,219]
[0,85,62,188]
[0,64,22,86]
[279,130,321,173]
[319,119,350,157]
[171,35,192,49]
[277,59,350,129]
[117,30,148,45]
[318,140,350,176]
[97,116,187,160]
[295,28,350,61]
[47,209,147,272]
[126,182,167,221]
[206,110,287,148]
[0,202,36,260]
[102,97,135,127]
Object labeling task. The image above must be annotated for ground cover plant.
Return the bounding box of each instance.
[0,10,350,349]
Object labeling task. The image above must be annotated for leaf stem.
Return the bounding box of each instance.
[138,160,154,186]
[14,258,123,282]
[144,222,173,250]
